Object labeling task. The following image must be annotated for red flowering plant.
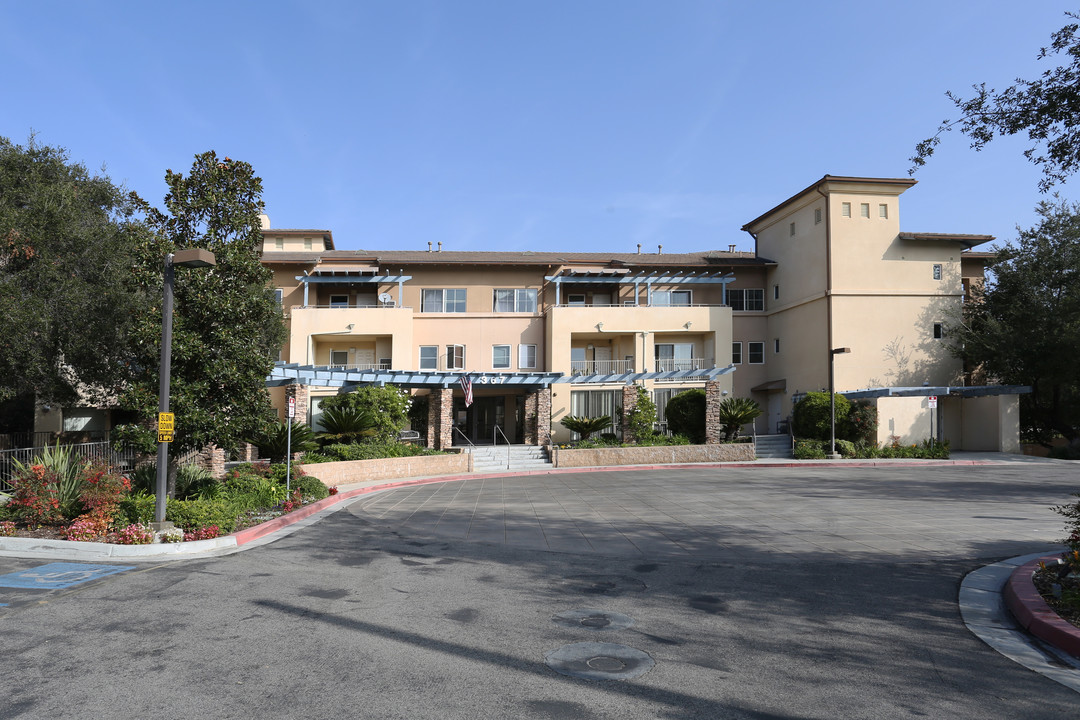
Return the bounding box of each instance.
[8,464,63,527]
[64,465,132,542]
[328,486,339,496]
[183,525,220,541]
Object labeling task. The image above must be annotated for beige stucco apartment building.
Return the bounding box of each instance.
[260,175,1020,451]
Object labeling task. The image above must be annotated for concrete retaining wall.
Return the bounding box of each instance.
[299,452,470,486]
[553,443,755,468]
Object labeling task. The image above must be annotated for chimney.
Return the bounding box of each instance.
[428,242,433,252]
[636,243,641,254]
[728,244,736,253]
[658,244,663,254]
[438,242,443,252]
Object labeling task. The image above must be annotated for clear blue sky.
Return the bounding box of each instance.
[1,1,1075,254]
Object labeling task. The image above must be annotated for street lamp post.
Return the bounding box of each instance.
[828,347,851,459]
[154,248,216,529]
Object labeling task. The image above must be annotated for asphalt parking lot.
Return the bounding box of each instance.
[2,463,1079,719]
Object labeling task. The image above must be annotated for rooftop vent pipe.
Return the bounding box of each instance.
[438,242,443,252]
[658,244,663,254]
[428,242,433,252]
[728,244,736,252]
[637,244,642,254]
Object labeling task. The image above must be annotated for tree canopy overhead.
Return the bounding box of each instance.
[119,151,286,458]
[0,136,140,409]
[946,197,1080,445]
[911,12,1080,192]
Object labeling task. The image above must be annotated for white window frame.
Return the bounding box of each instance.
[419,345,439,370]
[446,344,465,370]
[519,344,537,369]
[728,288,764,311]
[422,288,467,313]
[879,203,888,218]
[274,288,283,304]
[493,288,538,312]
[652,289,692,307]
[492,344,511,369]
[567,293,586,306]
[860,203,870,218]
[748,342,765,364]
[304,238,313,250]
[841,202,851,217]
[731,342,742,365]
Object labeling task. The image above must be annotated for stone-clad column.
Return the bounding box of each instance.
[705,380,723,444]
[285,383,309,424]
[427,387,454,450]
[524,392,538,445]
[621,385,639,444]
[535,387,552,446]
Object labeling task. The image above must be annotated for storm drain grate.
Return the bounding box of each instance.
[551,608,634,631]
[545,642,654,681]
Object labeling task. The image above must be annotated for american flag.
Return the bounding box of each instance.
[460,375,473,407]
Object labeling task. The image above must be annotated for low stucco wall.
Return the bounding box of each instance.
[299,452,470,486]
[553,443,755,468]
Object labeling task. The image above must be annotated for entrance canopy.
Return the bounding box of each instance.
[266,362,735,391]
[839,384,1031,399]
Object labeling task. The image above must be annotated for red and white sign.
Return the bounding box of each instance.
[928,396,938,408]
[287,397,296,418]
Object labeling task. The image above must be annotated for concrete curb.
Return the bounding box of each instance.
[1003,555,1080,659]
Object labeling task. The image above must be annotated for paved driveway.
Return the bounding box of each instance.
[3,463,1080,719]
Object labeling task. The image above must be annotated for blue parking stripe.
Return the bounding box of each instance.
[0,563,135,589]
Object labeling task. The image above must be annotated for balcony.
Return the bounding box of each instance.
[324,361,392,372]
[654,358,714,373]
[570,359,635,375]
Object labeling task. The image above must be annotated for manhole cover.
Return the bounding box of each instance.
[552,609,634,631]
[557,574,647,597]
[545,642,654,681]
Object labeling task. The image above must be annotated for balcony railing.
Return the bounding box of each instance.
[654,358,713,373]
[570,359,635,375]
[324,361,392,371]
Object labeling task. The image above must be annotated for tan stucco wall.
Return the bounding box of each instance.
[959,395,1021,452]
[299,452,469,486]
[875,396,935,446]
[553,443,755,468]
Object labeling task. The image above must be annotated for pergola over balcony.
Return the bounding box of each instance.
[544,269,735,306]
[295,267,413,307]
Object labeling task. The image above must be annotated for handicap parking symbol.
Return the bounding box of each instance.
[0,563,135,590]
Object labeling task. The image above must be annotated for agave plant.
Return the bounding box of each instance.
[559,415,613,441]
[12,443,89,518]
[716,397,763,440]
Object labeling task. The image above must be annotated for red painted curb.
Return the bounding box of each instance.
[1003,555,1080,659]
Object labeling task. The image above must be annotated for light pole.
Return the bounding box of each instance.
[154,248,216,529]
[828,346,851,459]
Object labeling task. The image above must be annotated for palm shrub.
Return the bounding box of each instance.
[250,421,318,463]
[716,397,762,440]
[560,415,613,441]
[318,385,410,442]
[317,406,376,445]
[665,389,707,443]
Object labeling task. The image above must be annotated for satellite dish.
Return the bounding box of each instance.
[378,293,393,304]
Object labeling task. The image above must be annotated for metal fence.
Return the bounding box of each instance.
[0,441,139,493]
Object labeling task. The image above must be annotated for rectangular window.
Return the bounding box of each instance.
[492,344,511,369]
[841,202,851,217]
[727,288,764,311]
[568,390,623,439]
[493,288,537,312]
[519,344,537,369]
[274,238,284,250]
[773,285,779,301]
[651,289,691,306]
[274,288,283,304]
[446,344,465,370]
[304,238,313,250]
[422,288,467,313]
[379,358,391,370]
[330,350,348,367]
[419,345,438,370]
[933,264,942,281]
[570,346,586,373]
[789,222,796,236]
[774,338,780,354]
[879,203,888,219]
[329,294,349,308]
[655,343,694,371]
[860,203,870,218]
[731,342,742,365]
[748,342,765,364]
[933,323,943,339]
[815,208,822,224]
[567,294,586,306]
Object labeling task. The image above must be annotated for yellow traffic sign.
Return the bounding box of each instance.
[157,432,174,443]
[158,412,175,432]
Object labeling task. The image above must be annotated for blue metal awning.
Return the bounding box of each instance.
[543,270,735,305]
[838,385,1031,399]
[295,274,413,306]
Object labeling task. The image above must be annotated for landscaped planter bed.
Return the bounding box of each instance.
[299,452,470,486]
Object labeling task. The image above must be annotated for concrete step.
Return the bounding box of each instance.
[754,434,794,459]
[466,445,552,472]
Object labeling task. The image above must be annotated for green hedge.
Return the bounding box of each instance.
[303,441,443,463]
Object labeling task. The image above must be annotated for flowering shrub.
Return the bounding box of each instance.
[281,489,304,513]
[64,515,110,541]
[158,527,184,543]
[8,464,63,527]
[0,520,16,537]
[183,525,220,541]
[328,486,339,496]
[112,523,155,545]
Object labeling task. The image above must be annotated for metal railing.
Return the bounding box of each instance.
[493,424,511,470]
[452,426,476,450]
[0,441,139,493]
[654,358,713,373]
[324,362,392,372]
[570,359,635,375]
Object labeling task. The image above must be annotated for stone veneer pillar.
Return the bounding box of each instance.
[621,384,639,444]
[705,380,723,445]
[285,383,309,424]
[535,387,552,446]
[427,387,454,450]
[194,444,226,478]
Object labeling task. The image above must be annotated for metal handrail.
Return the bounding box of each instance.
[452,426,476,449]
[493,424,511,469]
